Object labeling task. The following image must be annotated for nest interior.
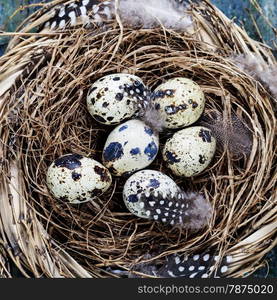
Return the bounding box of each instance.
[0,19,276,277]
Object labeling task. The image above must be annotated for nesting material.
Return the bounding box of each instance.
[0,0,276,279]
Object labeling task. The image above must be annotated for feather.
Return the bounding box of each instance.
[138,189,212,230]
[231,54,277,100]
[127,252,233,278]
[199,111,253,158]
[119,0,192,30]
[158,253,233,278]
[140,102,166,133]
[42,0,192,31]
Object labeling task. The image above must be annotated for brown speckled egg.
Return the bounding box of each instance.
[163,126,216,177]
[46,154,112,204]
[87,73,147,125]
[153,77,205,129]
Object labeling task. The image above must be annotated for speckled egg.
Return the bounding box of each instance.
[123,169,180,219]
[87,73,147,125]
[46,154,112,204]
[153,77,205,129]
[102,119,159,176]
[163,126,216,177]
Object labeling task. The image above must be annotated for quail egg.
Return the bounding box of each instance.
[123,169,211,228]
[87,73,147,125]
[163,126,216,177]
[46,154,112,204]
[102,119,159,176]
[123,169,180,219]
[153,77,205,128]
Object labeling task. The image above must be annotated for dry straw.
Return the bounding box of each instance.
[0,0,276,278]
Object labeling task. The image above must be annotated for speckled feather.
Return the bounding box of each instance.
[121,81,150,107]
[43,0,114,30]
[108,251,233,278]
[42,0,188,30]
[158,253,233,278]
[137,190,212,229]
[121,252,233,278]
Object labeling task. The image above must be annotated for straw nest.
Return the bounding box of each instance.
[0,0,276,278]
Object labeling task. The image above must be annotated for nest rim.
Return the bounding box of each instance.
[0,1,276,279]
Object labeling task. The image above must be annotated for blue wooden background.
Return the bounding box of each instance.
[0,0,276,277]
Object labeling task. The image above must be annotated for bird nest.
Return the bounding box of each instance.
[0,0,276,278]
